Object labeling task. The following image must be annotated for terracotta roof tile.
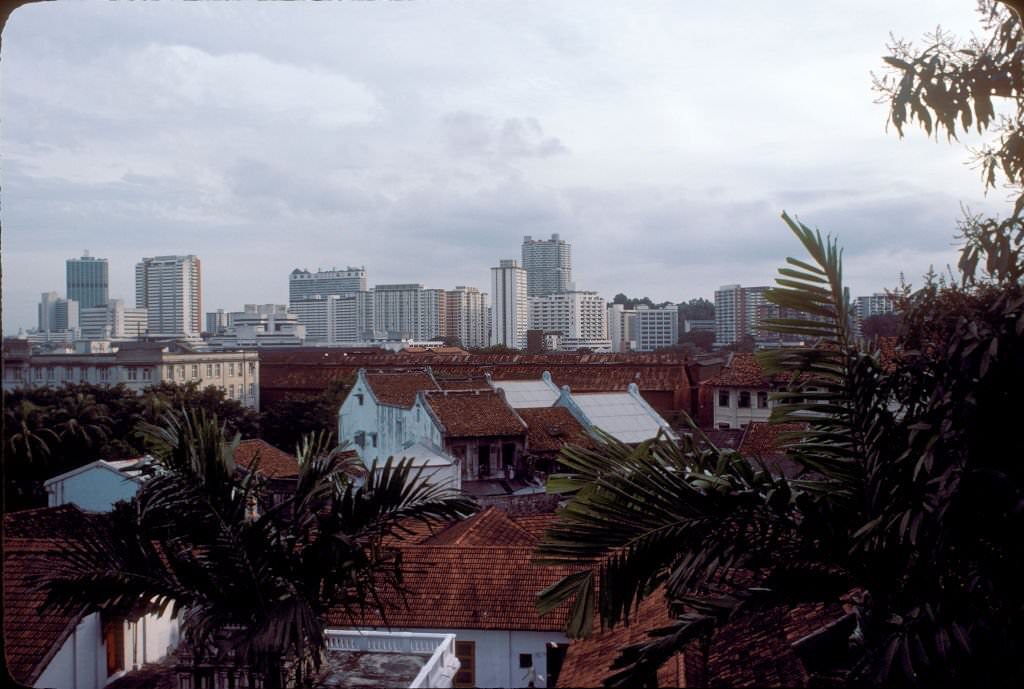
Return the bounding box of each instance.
[518,407,596,453]
[424,507,537,547]
[423,390,527,438]
[511,513,559,540]
[3,505,107,685]
[558,587,848,687]
[329,545,579,632]
[701,352,787,388]
[364,370,439,408]
[234,439,300,479]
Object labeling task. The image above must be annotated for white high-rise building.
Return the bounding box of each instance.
[291,293,375,344]
[528,291,609,350]
[38,292,80,333]
[419,288,447,341]
[635,304,679,352]
[373,284,424,340]
[854,293,896,336]
[607,303,638,352]
[80,300,149,340]
[135,255,202,337]
[521,234,571,297]
[491,259,529,349]
[446,287,489,349]
[288,267,367,302]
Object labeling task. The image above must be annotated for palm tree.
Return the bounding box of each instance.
[42,408,477,688]
[52,391,113,465]
[535,214,1024,687]
[4,398,60,467]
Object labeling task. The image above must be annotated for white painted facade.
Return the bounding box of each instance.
[338,371,460,491]
[491,260,529,349]
[289,267,368,302]
[712,386,774,429]
[35,611,179,689]
[44,460,145,512]
[607,303,637,352]
[358,627,569,689]
[521,234,571,298]
[79,299,149,340]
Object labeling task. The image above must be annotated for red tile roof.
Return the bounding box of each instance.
[701,352,787,388]
[234,439,300,479]
[329,545,579,632]
[558,587,848,687]
[424,506,537,547]
[3,505,107,686]
[738,422,808,461]
[423,390,527,438]
[511,513,559,540]
[517,407,597,453]
[364,370,439,407]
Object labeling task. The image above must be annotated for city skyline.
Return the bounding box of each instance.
[1,1,1004,334]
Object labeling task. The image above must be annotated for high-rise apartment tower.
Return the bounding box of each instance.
[521,234,571,297]
[135,255,202,337]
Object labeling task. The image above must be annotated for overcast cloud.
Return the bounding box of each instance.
[0,0,1009,332]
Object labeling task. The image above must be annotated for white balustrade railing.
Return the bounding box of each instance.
[323,630,460,688]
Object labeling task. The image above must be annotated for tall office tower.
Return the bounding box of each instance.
[38,292,79,332]
[635,304,679,352]
[607,303,638,352]
[66,253,109,308]
[291,293,374,344]
[288,267,367,302]
[135,255,202,337]
[206,310,229,335]
[419,288,447,340]
[528,291,607,339]
[491,259,529,349]
[38,292,60,332]
[446,286,489,349]
[372,284,425,339]
[80,300,149,340]
[521,233,571,297]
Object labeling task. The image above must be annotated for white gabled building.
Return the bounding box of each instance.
[555,382,679,444]
[44,459,147,512]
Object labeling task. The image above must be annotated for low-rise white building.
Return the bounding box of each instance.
[44,459,146,512]
[556,382,679,444]
[702,352,779,429]
[2,340,261,409]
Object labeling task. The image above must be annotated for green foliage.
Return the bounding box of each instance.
[677,297,715,322]
[259,378,353,454]
[41,409,478,688]
[536,214,1024,687]
[875,1,1024,213]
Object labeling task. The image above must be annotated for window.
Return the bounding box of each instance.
[191,364,199,378]
[228,384,235,398]
[519,653,533,668]
[355,431,366,448]
[165,366,173,379]
[79,367,88,381]
[249,362,256,374]
[206,364,213,377]
[127,368,138,381]
[143,367,152,381]
[249,383,255,398]
[757,391,769,408]
[718,389,729,407]
[177,365,185,380]
[100,367,110,381]
[102,614,125,676]
[214,363,221,377]
[65,366,74,379]
[370,432,378,448]
[228,363,235,377]
[34,367,42,380]
[47,367,55,380]
[355,393,364,406]
[453,640,475,688]
[738,391,751,408]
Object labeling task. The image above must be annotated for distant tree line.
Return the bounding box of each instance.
[3,376,354,513]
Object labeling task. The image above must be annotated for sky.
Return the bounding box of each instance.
[0,0,1011,333]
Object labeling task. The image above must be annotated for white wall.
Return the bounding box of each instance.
[48,466,140,512]
[712,387,773,428]
[359,627,569,689]
[33,609,179,689]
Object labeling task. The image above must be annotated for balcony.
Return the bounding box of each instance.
[321,630,460,689]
